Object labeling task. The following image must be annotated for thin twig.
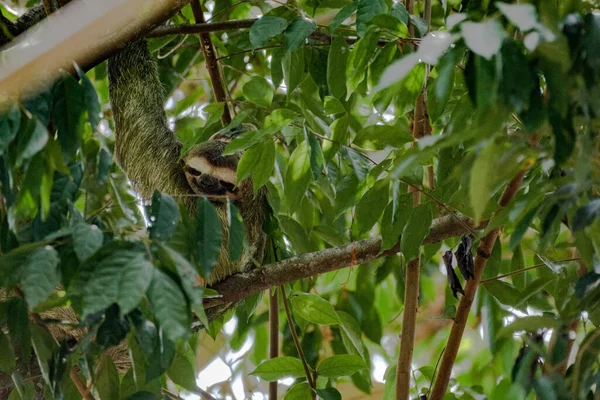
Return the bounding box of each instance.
[69,369,95,400]
[480,258,580,284]
[190,0,231,125]
[280,285,316,392]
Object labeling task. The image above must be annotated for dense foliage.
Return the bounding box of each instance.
[1,0,600,399]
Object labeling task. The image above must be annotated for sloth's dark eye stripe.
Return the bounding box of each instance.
[220,181,236,193]
[184,166,202,176]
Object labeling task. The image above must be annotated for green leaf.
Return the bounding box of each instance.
[368,14,408,37]
[195,197,223,278]
[289,292,342,325]
[167,352,197,392]
[0,330,16,374]
[237,139,275,193]
[283,49,305,97]
[510,244,526,290]
[483,280,522,307]
[250,17,288,49]
[21,246,60,308]
[316,354,367,378]
[355,180,389,234]
[338,311,366,358]
[284,17,317,51]
[470,140,498,222]
[461,20,505,59]
[510,204,540,249]
[323,114,348,160]
[76,65,101,131]
[356,0,387,36]
[497,315,558,338]
[572,199,600,231]
[316,388,342,400]
[327,35,349,99]
[148,192,180,242]
[16,116,48,164]
[148,270,191,341]
[284,141,312,209]
[95,357,120,400]
[250,357,305,381]
[284,383,313,400]
[346,28,379,96]
[0,104,20,154]
[331,3,357,31]
[53,75,86,161]
[496,2,538,31]
[428,48,458,122]
[73,222,104,261]
[306,130,324,181]
[381,193,413,252]
[279,215,312,254]
[400,203,433,261]
[81,245,154,317]
[228,203,245,263]
[376,53,420,91]
[353,123,413,150]
[242,76,274,108]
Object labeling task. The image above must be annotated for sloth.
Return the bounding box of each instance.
[108,40,268,285]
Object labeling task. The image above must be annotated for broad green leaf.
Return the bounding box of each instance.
[283,49,305,97]
[316,354,367,377]
[0,331,16,374]
[81,246,153,317]
[242,76,274,108]
[316,388,342,400]
[323,114,348,160]
[148,270,191,341]
[237,139,275,191]
[16,116,48,164]
[53,75,86,161]
[355,180,389,234]
[356,0,387,36]
[381,193,413,252]
[284,17,317,51]
[338,311,366,358]
[228,203,245,263]
[510,204,540,249]
[346,28,379,97]
[470,140,499,222]
[285,383,313,400]
[496,2,538,31]
[400,203,433,261]
[327,35,349,99]
[461,21,505,59]
[572,199,600,231]
[21,246,60,308]
[279,215,312,254]
[0,104,20,154]
[428,47,458,122]
[148,192,180,242]
[284,141,311,209]
[73,222,104,261]
[497,315,558,338]
[250,17,288,49]
[76,65,101,131]
[368,14,408,37]
[289,292,342,325]
[483,280,522,307]
[195,197,223,278]
[353,123,413,150]
[510,244,526,290]
[306,129,325,180]
[330,3,357,31]
[250,357,305,381]
[376,53,420,91]
[167,352,197,392]
[96,357,120,400]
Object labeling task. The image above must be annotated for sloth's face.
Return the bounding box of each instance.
[183,124,256,203]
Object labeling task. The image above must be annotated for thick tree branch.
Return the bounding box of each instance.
[204,214,479,310]
[429,168,532,399]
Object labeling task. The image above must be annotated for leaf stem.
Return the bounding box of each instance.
[280,285,316,393]
[480,258,580,284]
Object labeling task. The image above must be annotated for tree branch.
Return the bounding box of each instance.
[190,0,231,125]
[429,168,533,399]
[204,214,479,310]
